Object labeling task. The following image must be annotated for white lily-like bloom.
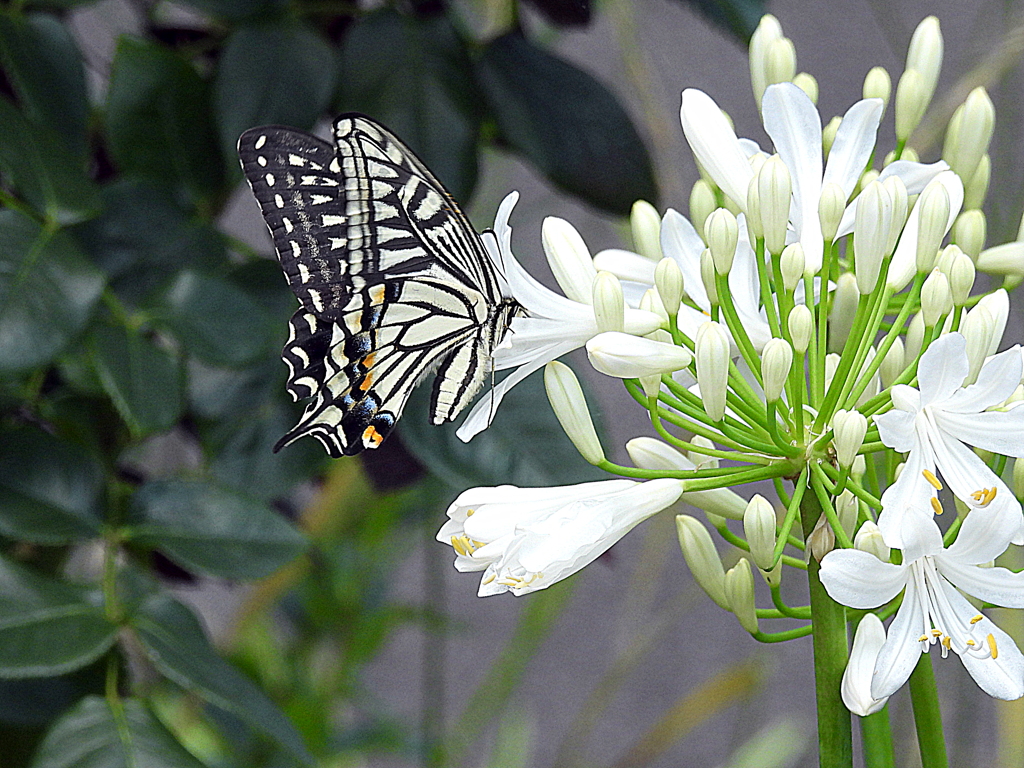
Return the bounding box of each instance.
[873,332,1024,547]
[586,331,692,378]
[842,614,890,716]
[457,192,663,442]
[437,478,684,596]
[821,504,1024,701]
[680,83,949,276]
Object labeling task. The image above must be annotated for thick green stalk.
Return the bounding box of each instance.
[860,707,895,768]
[801,490,853,768]
[908,653,948,768]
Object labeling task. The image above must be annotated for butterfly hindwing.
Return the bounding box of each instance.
[238,116,518,456]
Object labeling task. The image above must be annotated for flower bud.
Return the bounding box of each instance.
[822,116,842,158]
[881,175,909,256]
[676,515,730,609]
[945,87,994,185]
[724,557,759,633]
[824,354,840,396]
[655,258,683,316]
[792,72,818,103]
[780,243,805,292]
[544,361,604,464]
[905,15,943,109]
[745,176,764,240]
[788,304,813,354]
[879,336,905,388]
[586,331,692,379]
[689,179,717,238]
[832,409,867,468]
[964,153,991,210]
[836,490,859,538]
[631,200,663,262]
[946,246,975,305]
[953,209,985,262]
[854,520,890,563]
[749,15,784,107]
[696,321,730,422]
[808,513,835,561]
[856,168,880,196]
[915,181,950,273]
[705,208,738,274]
[687,434,719,468]
[761,337,793,402]
[758,156,792,255]
[842,613,890,716]
[828,273,859,352]
[921,269,952,327]
[862,66,892,112]
[854,180,891,294]
[639,288,669,327]
[977,242,1024,277]
[905,311,925,362]
[743,495,778,571]
[542,217,597,304]
[765,37,797,87]
[818,182,847,244]
[894,68,927,142]
[700,248,719,305]
[592,271,625,333]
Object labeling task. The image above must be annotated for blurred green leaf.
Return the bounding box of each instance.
[678,0,765,44]
[24,0,102,8]
[125,479,306,579]
[0,210,105,375]
[0,556,116,678]
[399,366,603,490]
[0,11,89,158]
[175,0,286,21]
[131,593,314,765]
[157,270,273,367]
[89,324,183,439]
[73,180,225,304]
[338,9,482,201]
[0,663,105,727]
[0,428,103,544]
[476,31,657,215]
[29,695,210,768]
[214,23,335,161]
[0,97,100,224]
[106,37,225,201]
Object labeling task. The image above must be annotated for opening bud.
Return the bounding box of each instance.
[853,180,891,294]
[542,217,597,304]
[592,271,625,333]
[818,182,847,244]
[655,258,684,316]
[832,409,867,468]
[780,243,805,292]
[792,72,818,103]
[544,361,604,464]
[586,331,692,379]
[854,520,890,563]
[631,200,663,262]
[689,179,717,238]
[765,37,797,87]
[862,66,892,112]
[676,515,729,609]
[704,208,738,274]
[842,613,890,716]
[878,336,905,388]
[724,557,759,633]
[921,269,952,327]
[761,337,793,403]
[952,209,986,262]
[743,494,778,571]
[787,304,813,354]
[695,321,730,422]
[758,155,792,254]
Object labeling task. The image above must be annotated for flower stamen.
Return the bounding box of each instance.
[930,497,944,515]
[922,469,943,489]
[970,487,998,506]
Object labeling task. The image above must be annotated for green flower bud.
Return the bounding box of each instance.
[544,361,604,464]
[705,208,738,274]
[765,37,797,87]
[592,271,625,333]
[822,116,842,158]
[788,304,813,354]
[862,66,892,113]
[1014,457,1024,499]
[832,409,867,468]
[696,321,730,421]
[792,72,818,103]
[761,337,793,403]
[953,209,986,262]
[676,515,730,609]
[631,200,663,262]
[724,557,759,632]
[743,494,778,571]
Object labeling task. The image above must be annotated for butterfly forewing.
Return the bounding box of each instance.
[238,115,518,456]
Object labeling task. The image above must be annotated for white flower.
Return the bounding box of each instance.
[437,478,684,596]
[821,504,1024,701]
[585,331,692,378]
[873,332,1024,547]
[457,192,662,442]
[842,614,890,716]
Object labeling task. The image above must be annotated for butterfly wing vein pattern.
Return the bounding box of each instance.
[238,115,519,456]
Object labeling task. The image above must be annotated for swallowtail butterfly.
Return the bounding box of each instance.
[238,115,521,457]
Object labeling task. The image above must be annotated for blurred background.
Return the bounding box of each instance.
[2,0,1024,766]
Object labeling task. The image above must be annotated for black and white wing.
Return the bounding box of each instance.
[238,115,518,457]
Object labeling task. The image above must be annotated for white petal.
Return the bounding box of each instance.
[877,450,935,549]
[819,549,909,608]
[934,409,1024,457]
[917,333,969,405]
[873,407,917,452]
[870,584,925,699]
[661,209,709,309]
[593,249,656,285]
[886,171,963,291]
[823,98,883,198]
[929,426,1018,515]
[936,557,1024,608]
[835,160,950,238]
[680,89,753,211]
[941,345,1023,415]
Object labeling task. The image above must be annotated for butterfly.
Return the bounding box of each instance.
[238,115,521,457]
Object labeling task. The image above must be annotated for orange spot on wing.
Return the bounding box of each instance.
[358,372,374,392]
[362,425,383,448]
[370,285,386,304]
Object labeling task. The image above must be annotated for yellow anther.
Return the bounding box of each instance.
[941,636,952,650]
[451,536,468,556]
[930,496,943,515]
[931,629,942,637]
[970,614,984,625]
[988,633,999,659]
[966,639,976,647]
[922,469,942,490]
[981,487,998,506]
[466,508,476,517]
[919,634,929,642]
[483,573,495,584]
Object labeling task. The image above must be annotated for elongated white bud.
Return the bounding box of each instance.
[544,361,604,464]
[953,209,985,262]
[977,241,1024,277]
[905,311,925,362]
[696,321,730,421]
[700,248,718,305]
[788,304,813,354]
[828,273,859,352]
[836,489,859,538]
[921,269,952,327]
[862,66,891,112]
[808,513,835,561]
[749,15,784,108]
[818,182,847,244]
[676,515,729,609]
[586,332,692,379]
[724,557,759,632]
[687,434,719,469]
[761,337,793,402]
[689,179,716,238]
[915,181,950,273]
[945,87,994,185]
[743,495,777,571]
[854,180,891,294]
[894,68,927,143]
[765,37,797,87]
[964,153,991,210]
[881,175,909,256]
[822,116,841,157]
[542,217,597,304]
[655,258,683,316]
[843,614,890,716]
[746,175,764,240]
[832,409,867,468]
[639,287,669,327]
[792,72,818,103]
[780,243,805,292]
[631,200,663,262]
[946,247,975,306]
[758,155,792,255]
[906,16,943,100]
[592,271,625,333]
[879,337,905,388]
[705,208,738,274]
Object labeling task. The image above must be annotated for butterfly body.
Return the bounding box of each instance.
[238,115,520,456]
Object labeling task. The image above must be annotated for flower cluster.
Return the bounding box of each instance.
[437,12,1024,720]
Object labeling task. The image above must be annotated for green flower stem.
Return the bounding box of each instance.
[815,292,874,432]
[908,653,949,768]
[774,468,809,564]
[801,486,853,768]
[766,402,797,455]
[715,271,762,386]
[771,585,812,619]
[789,349,807,438]
[808,271,827,403]
[809,465,855,549]
[683,463,795,492]
[833,277,890,410]
[596,458,766,482]
[752,624,813,643]
[655,405,781,458]
[649,417,772,467]
[656,378,776,450]
[755,237,783,338]
[623,381,749,454]
[773,476,793,508]
[816,463,882,513]
[860,707,896,768]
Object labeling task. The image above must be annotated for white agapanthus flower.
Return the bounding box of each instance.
[437,478,684,596]
[842,614,890,716]
[457,192,663,441]
[821,504,1024,701]
[873,332,1024,547]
